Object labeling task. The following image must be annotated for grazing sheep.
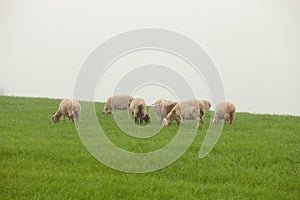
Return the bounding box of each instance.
[129,98,150,124]
[153,99,177,122]
[102,95,134,115]
[162,99,205,129]
[202,100,212,110]
[52,99,81,123]
[213,102,236,125]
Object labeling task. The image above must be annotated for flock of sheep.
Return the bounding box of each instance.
[51,95,236,128]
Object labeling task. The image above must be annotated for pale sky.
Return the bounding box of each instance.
[1,0,300,115]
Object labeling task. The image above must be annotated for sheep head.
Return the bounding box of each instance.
[162,108,178,126]
[143,113,151,123]
[52,115,59,123]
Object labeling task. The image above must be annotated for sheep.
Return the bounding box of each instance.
[102,95,134,115]
[52,99,81,123]
[153,99,177,122]
[162,99,205,129]
[129,97,150,124]
[213,102,236,125]
[202,100,212,110]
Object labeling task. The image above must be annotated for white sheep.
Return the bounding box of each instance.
[153,99,176,122]
[102,95,134,115]
[52,99,81,123]
[129,97,150,124]
[162,99,205,129]
[213,102,236,125]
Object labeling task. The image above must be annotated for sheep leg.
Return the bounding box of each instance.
[179,116,184,127]
[225,113,230,124]
[128,109,131,118]
[227,113,232,125]
[135,117,138,124]
[196,116,201,129]
[197,116,204,129]
[196,120,200,129]
[175,118,181,125]
[229,112,235,125]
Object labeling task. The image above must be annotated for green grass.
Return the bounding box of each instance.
[0,96,299,199]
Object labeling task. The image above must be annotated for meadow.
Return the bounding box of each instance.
[0,96,299,199]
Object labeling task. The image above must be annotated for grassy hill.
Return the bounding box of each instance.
[0,96,299,199]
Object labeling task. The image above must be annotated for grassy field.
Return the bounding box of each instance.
[0,96,299,199]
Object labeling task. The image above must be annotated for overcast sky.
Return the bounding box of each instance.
[1,0,300,116]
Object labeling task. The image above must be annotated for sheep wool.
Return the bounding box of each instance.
[213,102,236,125]
[52,99,81,123]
